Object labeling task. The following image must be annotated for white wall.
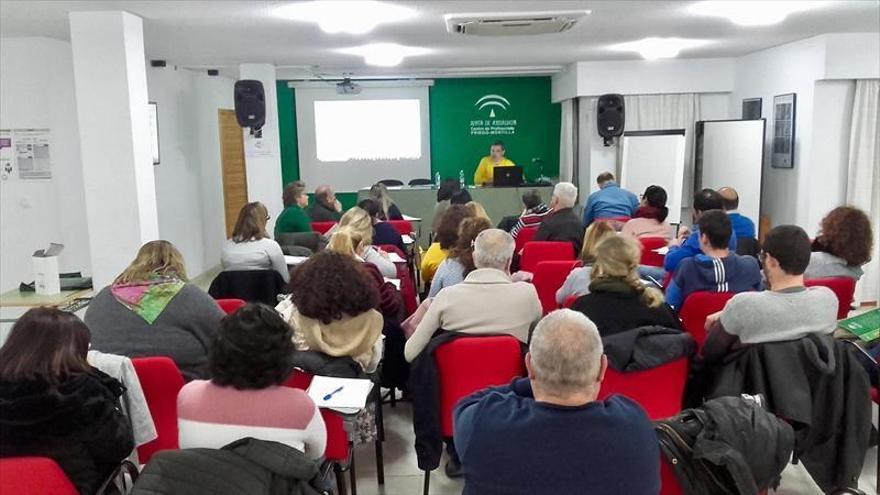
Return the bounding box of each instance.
[147,66,233,277]
[0,37,91,292]
[552,58,736,102]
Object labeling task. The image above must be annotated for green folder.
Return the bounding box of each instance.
[838,308,880,342]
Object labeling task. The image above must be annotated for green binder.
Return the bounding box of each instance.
[838,308,880,342]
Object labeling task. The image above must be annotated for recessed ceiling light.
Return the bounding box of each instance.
[689,1,829,26]
[610,37,710,60]
[273,1,416,35]
[337,43,431,67]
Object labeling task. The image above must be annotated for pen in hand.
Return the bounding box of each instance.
[323,386,344,401]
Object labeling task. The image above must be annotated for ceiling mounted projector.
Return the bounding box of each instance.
[445,10,590,36]
[336,78,362,94]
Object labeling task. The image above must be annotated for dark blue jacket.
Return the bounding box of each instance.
[454,378,660,495]
[666,253,763,310]
[664,228,738,273]
[372,222,405,252]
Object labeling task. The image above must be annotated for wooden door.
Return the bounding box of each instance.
[218,109,247,237]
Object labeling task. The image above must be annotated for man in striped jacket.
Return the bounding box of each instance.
[665,210,762,310]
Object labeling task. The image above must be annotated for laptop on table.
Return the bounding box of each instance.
[492,166,524,187]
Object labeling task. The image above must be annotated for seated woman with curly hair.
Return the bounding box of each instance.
[177,304,326,458]
[280,251,384,372]
[805,205,874,281]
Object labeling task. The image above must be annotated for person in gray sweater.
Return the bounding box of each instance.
[85,241,224,381]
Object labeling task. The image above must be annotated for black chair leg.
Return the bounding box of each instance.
[390,387,397,408]
[375,439,385,485]
[349,442,357,495]
[423,470,431,495]
[334,463,347,495]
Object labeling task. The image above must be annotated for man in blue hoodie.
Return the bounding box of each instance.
[666,210,762,310]
[663,189,737,273]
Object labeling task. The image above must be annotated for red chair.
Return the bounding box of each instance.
[597,216,631,224]
[377,244,418,316]
[131,357,184,464]
[514,225,539,253]
[804,277,856,319]
[0,457,78,495]
[425,336,526,494]
[660,454,684,495]
[532,260,582,314]
[311,221,336,234]
[598,358,689,420]
[639,237,668,268]
[520,241,575,274]
[386,220,413,236]
[679,292,736,349]
[215,298,246,315]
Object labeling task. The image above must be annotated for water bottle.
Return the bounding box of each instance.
[459,169,465,189]
[434,172,441,186]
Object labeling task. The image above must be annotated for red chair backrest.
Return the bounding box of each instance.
[311,221,336,234]
[0,457,78,495]
[131,357,185,463]
[659,454,685,495]
[386,220,413,236]
[598,358,689,420]
[514,226,539,253]
[639,237,668,268]
[532,260,582,314]
[598,216,631,224]
[435,336,525,436]
[520,241,576,273]
[282,371,349,461]
[679,292,736,349]
[804,277,856,319]
[215,298,246,315]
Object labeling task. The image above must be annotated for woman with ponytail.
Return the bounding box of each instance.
[621,185,673,240]
[570,235,681,337]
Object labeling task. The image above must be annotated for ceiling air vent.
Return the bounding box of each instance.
[445,11,590,36]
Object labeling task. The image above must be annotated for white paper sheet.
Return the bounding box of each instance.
[307,376,374,414]
[653,246,669,256]
[387,252,406,263]
[401,234,414,245]
[285,255,309,265]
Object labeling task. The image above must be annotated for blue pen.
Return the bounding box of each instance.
[323,386,344,401]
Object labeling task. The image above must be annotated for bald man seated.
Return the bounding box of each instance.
[306,184,342,222]
[718,186,755,239]
[453,309,660,495]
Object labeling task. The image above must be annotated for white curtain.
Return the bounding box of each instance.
[846,79,880,304]
[577,94,701,221]
[558,99,575,183]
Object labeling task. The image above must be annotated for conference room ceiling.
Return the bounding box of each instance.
[1,0,878,78]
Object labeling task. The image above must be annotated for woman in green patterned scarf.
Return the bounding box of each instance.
[85,241,225,380]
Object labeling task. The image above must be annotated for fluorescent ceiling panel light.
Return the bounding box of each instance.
[338,43,430,67]
[610,37,709,60]
[273,0,416,34]
[689,1,830,26]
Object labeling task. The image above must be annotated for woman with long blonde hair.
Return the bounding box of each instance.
[569,235,681,337]
[85,240,224,380]
[555,221,617,305]
[368,183,404,221]
[221,201,289,283]
[332,206,397,278]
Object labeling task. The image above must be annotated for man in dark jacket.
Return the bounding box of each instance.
[534,182,585,255]
[306,184,342,222]
[453,309,659,495]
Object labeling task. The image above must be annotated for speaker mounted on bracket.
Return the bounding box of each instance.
[234,80,266,138]
[597,93,625,146]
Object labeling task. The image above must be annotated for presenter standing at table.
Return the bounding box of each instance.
[473,141,516,186]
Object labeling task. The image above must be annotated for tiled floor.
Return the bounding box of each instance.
[348,399,878,495]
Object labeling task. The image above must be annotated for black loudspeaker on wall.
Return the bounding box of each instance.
[597,93,625,146]
[234,80,266,136]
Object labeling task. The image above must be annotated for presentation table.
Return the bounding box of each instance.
[358,184,554,247]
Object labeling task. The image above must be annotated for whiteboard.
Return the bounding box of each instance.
[696,120,765,224]
[619,130,686,225]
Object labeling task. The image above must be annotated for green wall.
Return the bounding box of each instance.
[276,76,560,194]
[429,77,560,184]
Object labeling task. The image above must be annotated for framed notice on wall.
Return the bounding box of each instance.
[771,93,796,169]
[148,102,160,165]
[742,98,762,120]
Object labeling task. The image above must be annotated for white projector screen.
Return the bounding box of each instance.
[619,130,687,225]
[294,83,432,192]
[696,120,765,224]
